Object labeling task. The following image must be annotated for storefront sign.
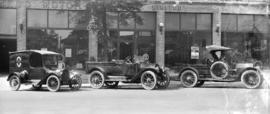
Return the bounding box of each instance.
[151,4,182,11]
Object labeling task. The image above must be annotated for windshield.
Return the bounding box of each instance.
[43,54,62,70]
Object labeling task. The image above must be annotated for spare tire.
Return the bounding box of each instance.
[210,61,229,79]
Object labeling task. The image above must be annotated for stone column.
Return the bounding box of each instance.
[88,31,98,61]
[155,11,165,66]
[212,8,221,46]
[16,0,27,51]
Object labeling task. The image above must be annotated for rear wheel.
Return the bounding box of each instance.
[46,75,61,92]
[157,71,170,89]
[141,71,157,90]
[89,70,105,89]
[241,70,263,89]
[9,75,21,91]
[105,81,119,88]
[180,70,198,88]
[69,75,82,90]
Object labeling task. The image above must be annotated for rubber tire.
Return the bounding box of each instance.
[46,75,61,92]
[241,70,263,89]
[180,70,198,88]
[89,70,105,89]
[69,75,82,90]
[9,75,21,91]
[157,71,170,89]
[105,81,119,88]
[141,71,157,90]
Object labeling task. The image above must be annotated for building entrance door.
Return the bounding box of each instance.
[0,39,16,72]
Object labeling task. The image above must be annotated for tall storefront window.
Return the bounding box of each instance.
[27,9,88,68]
[0,9,16,35]
[106,12,156,62]
[165,13,212,66]
[221,14,269,65]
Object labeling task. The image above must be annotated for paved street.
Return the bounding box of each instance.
[0,71,269,114]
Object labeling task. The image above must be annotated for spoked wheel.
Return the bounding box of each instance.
[32,84,42,90]
[9,75,21,91]
[46,75,61,92]
[195,80,205,87]
[69,75,82,90]
[241,70,263,89]
[141,71,157,90]
[180,70,198,88]
[89,70,105,89]
[157,71,170,89]
[105,81,119,88]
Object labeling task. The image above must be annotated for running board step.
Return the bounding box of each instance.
[106,76,131,81]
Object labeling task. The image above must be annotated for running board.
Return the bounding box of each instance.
[106,76,131,82]
[199,78,237,82]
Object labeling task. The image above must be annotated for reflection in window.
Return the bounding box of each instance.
[106,12,118,29]
[27,10,47,28]
[137,31,155,63]
[136,13,156,30]
[119,12,135,29]
[165,13,212,66]
[27,29,88,68]
[49,10,68,28]
[69,11,87,29]
[221,14,269,65]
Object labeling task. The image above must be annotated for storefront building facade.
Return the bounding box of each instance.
[0,0,269,71]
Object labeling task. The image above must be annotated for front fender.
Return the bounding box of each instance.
[237,67,261,80]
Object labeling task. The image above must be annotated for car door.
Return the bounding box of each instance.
[28,53,45,80]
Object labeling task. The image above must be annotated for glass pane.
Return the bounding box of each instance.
[49,10,68,28]
[137,31,155,63]
[165,13,179,30]
[69,11,87,29]
[197,14,212,31]
[119,31,134,59]
[254,15,268,33]
[238,15,253,32]
[119,12,135,29]
[181,14,196,31]
[27,10,47,28]
[106,12,118,29]
[221,14,237,32]
[136,12,155,30]
[0,9,16,34]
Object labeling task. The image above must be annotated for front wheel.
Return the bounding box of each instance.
[69,75,82,90]
[46,75,61,92]
[180,70,198,88]
[105,81,119,88]
[141,71,157,90]
[157,71,170,89]
[9,75,21,91]
[89,70,105,89]
[241,70,263,89]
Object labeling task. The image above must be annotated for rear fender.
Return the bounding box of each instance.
[7,72,21,81]
[7,70,28,81]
